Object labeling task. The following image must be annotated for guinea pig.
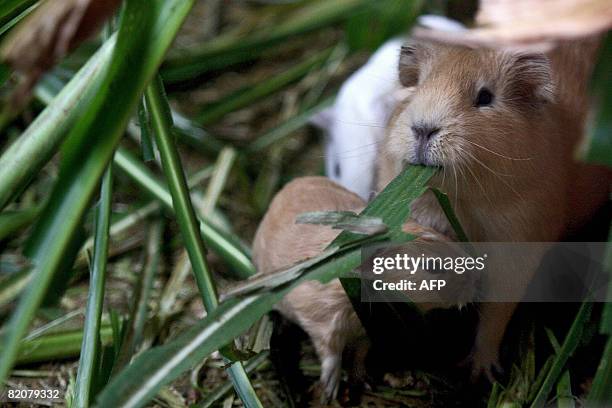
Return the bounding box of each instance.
[377,36,610,380]
[252,176,477,403]
[311,38,405,200]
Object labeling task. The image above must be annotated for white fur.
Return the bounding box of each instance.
[417,15,467,32]
[312,38,405,200]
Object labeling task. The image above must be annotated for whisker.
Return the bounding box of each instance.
[460,138,532,161]
[460,156,494,207]
[333,119,388,128]
[440,150,447,188]
[315,141,384,161]
[452,163,459,209]
[464,150,514,178]
[462,149,525,202]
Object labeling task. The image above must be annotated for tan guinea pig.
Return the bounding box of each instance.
[252,176,477,403]
[377,37,611,380]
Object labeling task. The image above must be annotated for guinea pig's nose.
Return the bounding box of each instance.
[411,124,440,140]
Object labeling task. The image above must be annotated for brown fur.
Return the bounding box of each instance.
[253,177,477,402]
[378,36,610,379]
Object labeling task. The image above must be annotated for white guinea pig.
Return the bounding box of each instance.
[312,38,405,201]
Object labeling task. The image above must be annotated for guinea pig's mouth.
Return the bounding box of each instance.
[413,141,430,165]
[405,141,441,167]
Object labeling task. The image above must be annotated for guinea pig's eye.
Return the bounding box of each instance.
[475,88,494,107]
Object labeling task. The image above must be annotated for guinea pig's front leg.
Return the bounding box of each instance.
[469,250,542,381]
[313,318,370,404]
[469,302,514,381]
[308,289,368,404]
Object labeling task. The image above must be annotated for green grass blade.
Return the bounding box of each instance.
[555,370,574,408]
[527,356,555,403]
[334,166,435,246]
[146,74,219,311]
[114,147,255,278]
[226,363,264,408]
[0,0,194,386]
[529,302,593,408]
[196,351,269,408]
[146,74,262,408]
[0,206,40,241]
[196,47,333,125]
[173,112,225,156]
[581,33,612,166]
[16,325,113,365]
[0,0,37,30]
[158,254,192,325]
[430,187,469,242]
[109,309,124,359]
[200,147,236,217]
[23,310,82,342]
[487,382,502,408]
[74,166,113,408]
[599,227,612,334]
[0,34,116,211]
[587,226,612,405]
[161,0,371,83]
[247,95,335,152]
[586,336,612,406]
[345,0,421,51]
[138,99,156,162]
[545,328,562,353]
[113,219,163,372]
[0,268,31,309]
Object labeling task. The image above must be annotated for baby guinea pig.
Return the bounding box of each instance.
[377,37,610,379]
[252,176,477,403]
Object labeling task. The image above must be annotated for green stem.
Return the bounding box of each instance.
[74,166,113,408]
[146,74,262,408]
[17,325,113,365]
[146,75,218,308]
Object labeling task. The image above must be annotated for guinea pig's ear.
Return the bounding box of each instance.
[509,53,555,104]
[309,106,335,130]
[398,44,420,87]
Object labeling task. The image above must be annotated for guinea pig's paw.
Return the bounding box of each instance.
[319,355,342,405]
[466,347,503,383]
[340,376,372,406]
